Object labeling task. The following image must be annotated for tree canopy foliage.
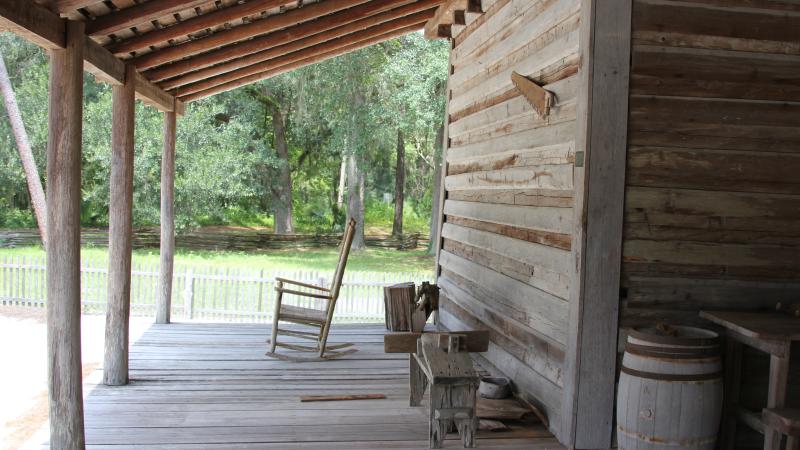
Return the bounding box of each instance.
[0,31,448,236]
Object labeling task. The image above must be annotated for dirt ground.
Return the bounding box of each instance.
[0,306,150,450]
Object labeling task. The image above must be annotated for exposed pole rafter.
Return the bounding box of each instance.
[130,0,375,70]
[160,6,438,90]
[87,0,212,37]
[180,22,425,102]
[0,0,181,112]
[52,0,104,14]
[107,0,298,55]
[148,0,439,84]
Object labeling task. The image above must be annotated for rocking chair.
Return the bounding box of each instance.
[267,218,357,361]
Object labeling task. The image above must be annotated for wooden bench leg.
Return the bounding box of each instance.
[453,385,477,448]
[429,385,449,449]
[410,355,428,407]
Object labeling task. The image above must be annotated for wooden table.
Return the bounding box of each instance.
[700,311,800,450]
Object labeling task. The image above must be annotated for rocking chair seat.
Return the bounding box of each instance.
[279,304,327,325]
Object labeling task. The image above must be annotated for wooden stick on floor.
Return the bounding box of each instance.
[300,394,387,402]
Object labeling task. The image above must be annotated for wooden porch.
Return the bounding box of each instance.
[44,323,560,449]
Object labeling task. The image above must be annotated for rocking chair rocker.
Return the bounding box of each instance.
[266,218,357,361]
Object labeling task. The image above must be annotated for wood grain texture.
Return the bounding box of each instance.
[103,64,136,387]
[179,23,425,102]
[561,0,631,446]
[86,0,211,37]
[621,0,800,331]
[172,12,435,97]
[45,20,86,450]
[156,110,177,324]
[0,0,65,49]
[128,0,370,69]
[152,0,438,87]
[107,0,295,55]
[435,0,583,441]
[63,323,562,449]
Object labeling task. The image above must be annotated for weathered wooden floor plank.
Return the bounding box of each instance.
[54,323,562,449]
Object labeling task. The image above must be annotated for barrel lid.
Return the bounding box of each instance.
[628,324,719,347]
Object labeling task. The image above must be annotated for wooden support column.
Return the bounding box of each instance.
[562,0,632,447]
[156,108,176,324]
[46,20,86,449]
[103,65,136,386]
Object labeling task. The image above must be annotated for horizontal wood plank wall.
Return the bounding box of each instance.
[437,0,581,438]
[622,0,800,329]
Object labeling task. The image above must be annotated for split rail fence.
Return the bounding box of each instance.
[0,255,432,323]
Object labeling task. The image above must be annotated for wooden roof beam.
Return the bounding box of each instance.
[52,0,105,15]
[0,0,65,49]
[0,0,180,112]
[86,0,212,37]
[156,2,441,90]
[107,0,297,55]
[130,0,375,70]
[180,22,425,103]
[177,21,427,101]
[147,0,439,83]
[423,0,481,39]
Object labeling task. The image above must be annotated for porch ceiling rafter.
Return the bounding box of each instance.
[173,14,432,97]
[148,0,438,85]
[51,0,105,15]
[180,21,425,102]
[107,0,297,56]
[158,3,439,91]
[0,0,181,113]
[129,0,378,71]
[86,0,213,37]
[5,0,440,108]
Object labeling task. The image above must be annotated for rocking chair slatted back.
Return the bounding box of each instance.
[330,218,357,300]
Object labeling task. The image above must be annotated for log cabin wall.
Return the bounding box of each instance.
[435,0,581,437]
[621,0,800,331]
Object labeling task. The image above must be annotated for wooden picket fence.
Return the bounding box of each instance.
[0,255,432,323]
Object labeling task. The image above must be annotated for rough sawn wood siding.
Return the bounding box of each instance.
[621,0,800,331]
[436,0,581,437]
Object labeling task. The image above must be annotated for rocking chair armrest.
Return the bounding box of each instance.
[275,277,331,292]
[275,286,333,300]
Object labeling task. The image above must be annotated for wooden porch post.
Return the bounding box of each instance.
[156,108,176,324]
[103,65,136,386]
[46,20,86,448]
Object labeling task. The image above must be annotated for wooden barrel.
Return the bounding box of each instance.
[616,325,723,450]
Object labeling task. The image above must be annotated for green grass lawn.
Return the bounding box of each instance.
[0,245,436,274]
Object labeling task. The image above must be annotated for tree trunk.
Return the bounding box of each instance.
[347,152,365,250]
[0,50,47,245]
[336,156,346,207]
[392,129,405,237]
[347,88,366,250]
[429,123,445,254]
[270,103,293,234]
